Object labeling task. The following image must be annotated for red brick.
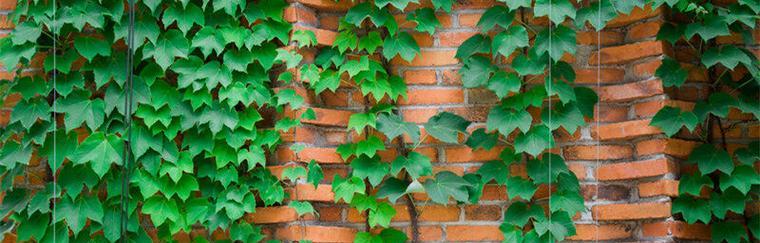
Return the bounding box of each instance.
[418,205,460,221]
[246,206,299,224]
[592,202,671,220]
[627,20,662,40]
[390,50,458,66]
[401,108,438,123]
[464,205,500,220]
[289,184,335,202]
[437,31,478,47]
[592,119,662,140]
[275,226,356,242]
[564,145,633,160]
[567,224,633,241]
[595,158,675,181]
[398,88,464,105]
[635,138,698,158]
[300,107,352,127]
[445,225,502,241]
[576,31,624,46]
[638,179,679,197]
[284,7,318,25]
[444,146,502,163]
[403,69,437,85]
[418,226,443,241]
[642,221,711,240]
[574,68,625,84]
[589,41,665,65]
[596,79,664,102]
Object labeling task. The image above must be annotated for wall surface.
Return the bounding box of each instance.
[0,0,757,242]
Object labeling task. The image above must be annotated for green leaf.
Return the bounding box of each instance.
[17,212,49,241]
[672,196,711,224]
[688,144,733,175]
[455,34,491,59]
[423,171,470,204]
[549,190,584,213]
[701,45,752,70]
[10,98,50,129]
[527,153,569,184]
[407,8,440,35]
[423,112,471,143]
[379,228,408,242]
[503,201,545,226]
[376,178,410,203]
[358,31,382,54]
[115,13,160,45]
[291,29,317,48]
[375,0,418,10]
[740,0,760,13]
[350,155,389,186]
[142,196,180,226]
[709,188,746,220]
[477,160,510,184]
[694,92,737,120]
[142,30,189,70]
[505,176,537,200]
[289,201,315,216]
[332,175,366,203]
[477,6,514,32]
[307,160,324,188]
[71,132,123,178]
[487,105,531,136]
[719,165,759,194]
[431,0,453,12]
[56,195,103,235]
[10,21,41,45]
[684,15,729,41]
[465,128,499,150]
[487,71,521,99]
[678,172,712,196]
[492,25,529,58]
[512,52,548,76]
[534,0,575,24]
[650,106,699,137]
[376,113,420,143]
[73,36,111,61]
[282,166,307,181]
[382,32,420,62]
[575,0,617,30]
[460,55,496,88]
[534,25,576,61]
[534,211,575,241]
[657,57,688,87]
[712,222,749,243]
[391,152,432,179]
[0,39,35,68]
[163,3,205,34]
[368,202,396,228]
[348,112,377,134]
[541,102,585,134]
[514,125,555,156]
[223,49,255,73]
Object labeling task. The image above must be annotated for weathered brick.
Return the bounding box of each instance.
[564,145,633,160]
[567,224,634,241]
[596,79,664,102]
[592,119,662,140]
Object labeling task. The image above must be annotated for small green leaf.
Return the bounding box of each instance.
[382,32,420,62]
[423,171,470,204]
[688,144,733,175]
[391,152,433,179]
[657,57,688,87]
[514,125,555,156]
[73,36,111,61]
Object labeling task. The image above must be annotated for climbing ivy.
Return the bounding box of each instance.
[0,0,305,241]
[648,0,760,242]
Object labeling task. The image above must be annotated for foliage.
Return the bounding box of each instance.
[0,0,303,241]
[647,0,760,242]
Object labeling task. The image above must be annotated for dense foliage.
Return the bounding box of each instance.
[0,0,306,241]
[0,0,756,242]
[648,0,760,242]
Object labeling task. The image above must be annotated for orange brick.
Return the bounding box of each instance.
[606,5,662,27]
[567,224,633,241]
[574,68,625,84]
[596,158,675,181]
[576,31,624,45]
[638,179,679,197]
[592,119,662,140]
[390,50,458,66]
[592,202,671,220]
[403,69,437,85]
[418,205,460,221]
[564,145,633,160]
[464,205,500,221]
[642,221,711,240]
[296,0,354,11]
[246,206,299,224]
[275,226,356,242]
[627,20,662,40]
[635,138,698,158]
[596,79,664,102]
[445,225,503,241]
[589,41,665,65]
[444,146,502,163]
[398,88,464,105]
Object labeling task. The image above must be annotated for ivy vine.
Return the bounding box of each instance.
[648,0,760,242]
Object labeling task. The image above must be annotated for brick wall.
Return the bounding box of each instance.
[1,0,757,242]
[271,1,711,242]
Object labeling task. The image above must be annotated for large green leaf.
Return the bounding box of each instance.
[423,112,471,143]
[688,144,733,175]
[514,125,555,156]
[650,106,699,137]
[534,25,576,61]
[423,171,470,204]
[382,32,419,62]
[71,132,123,178]
[391,152,432,180]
